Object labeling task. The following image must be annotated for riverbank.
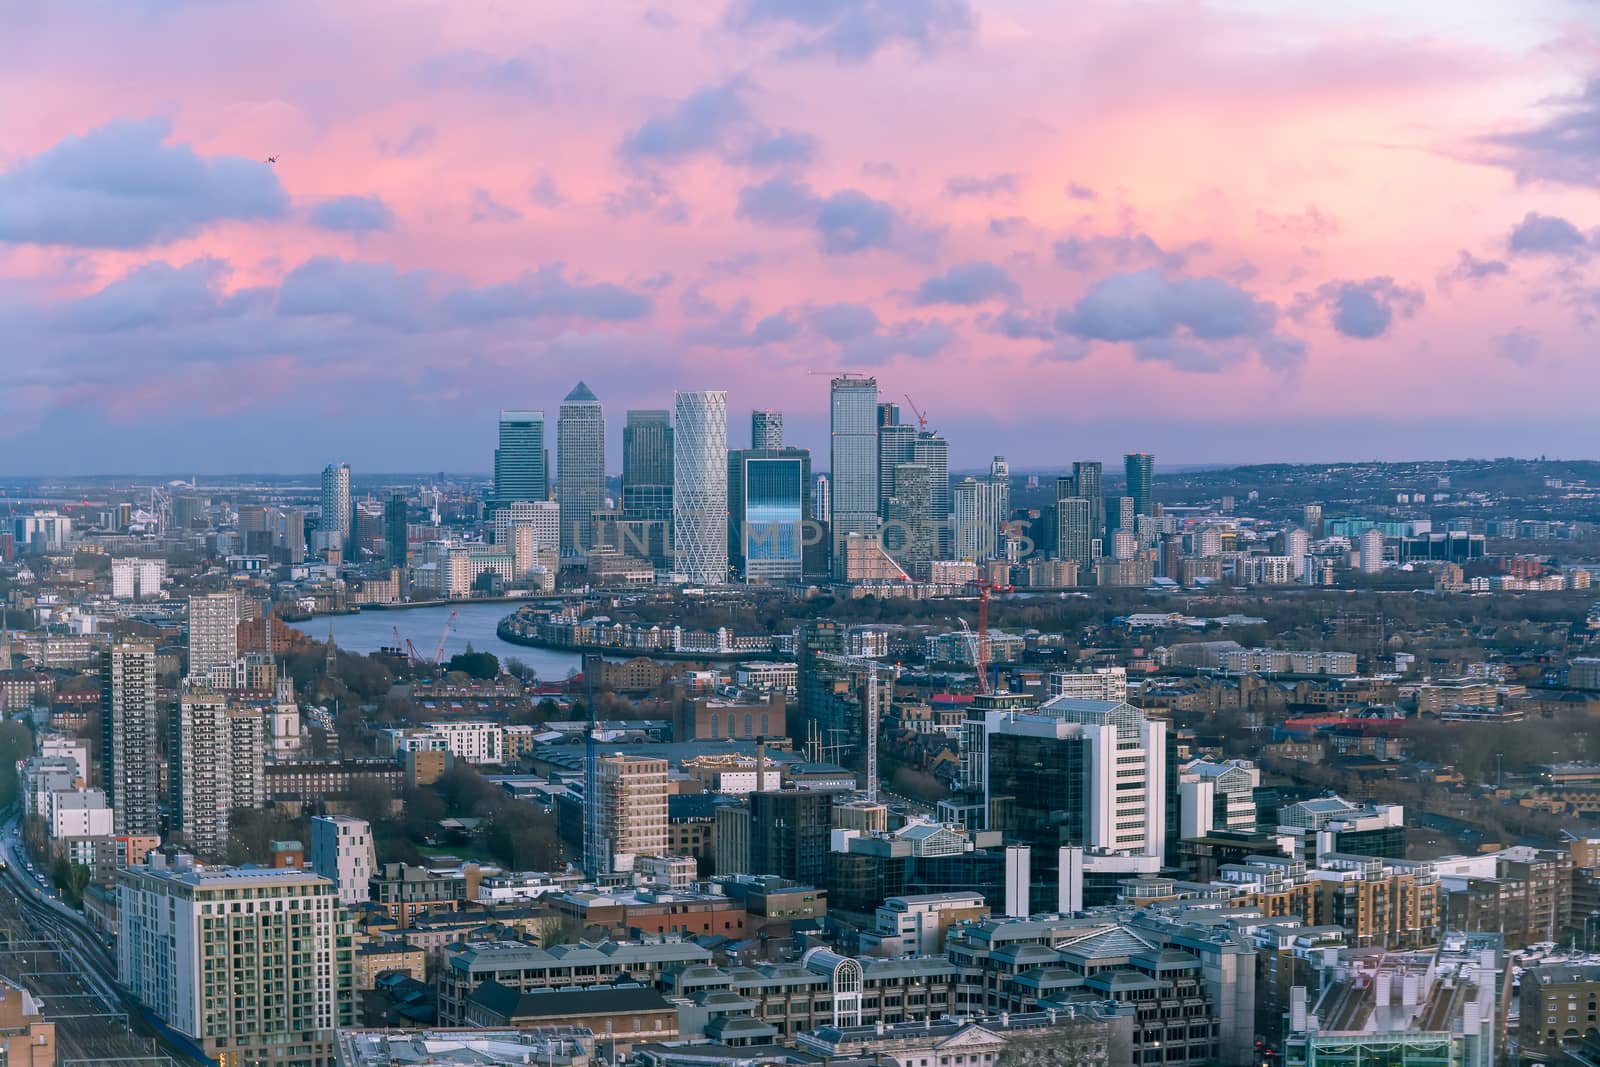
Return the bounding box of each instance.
[495,619,791,662]
[288,602,582,679]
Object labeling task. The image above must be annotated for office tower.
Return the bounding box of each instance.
[830,376,880,577]
[586,753,669,875]
[1056,497,1094,564]
[1124,453,1155,517]
[118,860,355,1063]
[238,504,273,555]
[913,431,951,558]
[622,410,674,522]
[102,643,159,836]
[751,410,783,450]
[1359,527,1385,574]
[673,390,729,584]
[952,475,1008,563]
[1303,503,1324,537]
[728,448,810,583]
[878,421,917,518]
[492,499,560,559]
[877,402,900,427]
[749,790,834,884]
[320,462,352,554]
[556,382,606,554]
[186,591,240,680]
[311,815,375,907]
[173,688,265,858]
[493,410,548,512]
[812,475,831,525]
[1072,461,1104,542]
[278,507,306,564]
[383,492,406,566]
[885,463,934,563]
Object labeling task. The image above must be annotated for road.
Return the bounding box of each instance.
[0,817,205,1066]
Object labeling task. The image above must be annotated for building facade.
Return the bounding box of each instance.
[672,390,729,584]
[557,382,606,554]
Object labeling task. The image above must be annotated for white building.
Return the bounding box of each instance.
[1358,528,1385,574]
[118,858,355,1062]
[39,734,89,784]
[46,788,113,839]
[311,815,375,907]
[13,511,72,554]
[1178,758,1261,837]
[1047,667,1128,702]
[673,390,729,585]
[871,891,987,955]
[186,591,241,680]
[381,721,503,764]
[951,476,1009,563]
[21,756,80,818]
[493,500,560,561]
[111,558,167,600]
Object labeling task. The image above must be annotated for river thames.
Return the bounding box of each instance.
[289,601,582,681]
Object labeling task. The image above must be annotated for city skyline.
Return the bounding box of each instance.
[4,2,1598,473]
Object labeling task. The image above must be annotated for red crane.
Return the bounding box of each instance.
[431,610,458,665]
[392,627,420,667]
[902,393,929,430]
[970,577,1012,694]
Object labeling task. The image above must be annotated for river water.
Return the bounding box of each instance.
[289,601,582,681]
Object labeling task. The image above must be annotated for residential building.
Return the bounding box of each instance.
[46,788,112,840]
[952,475,1008,563]
[369,862,475,927]
[1124,453,1154,517]
[885,462,934,564]
[102,642,159,836]
[586,753,669,875]
[751,409,783,450]
[1521,962,1600,1051]
[673,390,729,584]
[172,687,265,858]
[557,381,606,554]
[749,790,834,886]
[320,462,352,555]
[186,591,240,679]
[311,815,375,907]
[1048,668,1128,701]
[0,976,54,1066]
[383,491,407,567]
[110,557,166,600]
[117,856,355,1064]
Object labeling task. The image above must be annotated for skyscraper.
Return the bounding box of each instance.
[622,410,674,523]
[913,431,951,558]
[728,448,810,583]
[673,390,729,584]
[102,642,159,836]
[751,410,783,450]
[319,462,351,555]
[1303,503,1324,537]
[1056,497,1094,564]
[952,476,1008,562]
[585,753,669,876]
[173,687,265,858]
[885,463,934,564]
[1125,453,1155,518]
[384,491,407,567]
[1073,461,1104,545]
[878,421,917,519]
[186,591,240,681]
[830,376,880,577]
[556,382,606,555]
[493,410,548,512]
[749,790,834,884]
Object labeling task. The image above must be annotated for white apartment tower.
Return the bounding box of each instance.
[311,815,375,907]
[186,591,241,680]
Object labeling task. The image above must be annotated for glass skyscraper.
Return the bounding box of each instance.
[913,431,950,558]
[728,448,809,583]
[830,376,880,577]
[383,491,406,567]
[319,462,351,554]
[1073,460,1104,544]
[878,421,917,518]
[622,410,673,522]
[493,410,548,512]
[751,410,783,450]
[673,390,728,584]
[1125,452,1155,517]
[557,382,606,554]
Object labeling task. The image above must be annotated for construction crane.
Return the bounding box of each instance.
[957,619,987,694]
[902,394,929,430]
[816,652,896,804]
[431,609,458,665]
[392,627,419,667]
[968,578,1012,695]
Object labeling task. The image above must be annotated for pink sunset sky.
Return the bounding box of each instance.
[2,0,1598,474]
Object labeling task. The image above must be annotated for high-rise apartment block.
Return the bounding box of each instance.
[118,858,355,1063]
[556,381,606,554]
[1073,460,1104,542]
[111,557,166,600]
[885,463,934,564]
[952,475,1009,562]
[1124,453,1155,517]
[673,390,729,584]
[383,491,407,567]
[186,590,240,680]
[320,462,352,554]
[311,815,375,907]
[173,688,266,859]
[751,409,784,450]
[585,753,669,875]
[102,642,159,836]
[830,376,880,577]
[493,410,549,512]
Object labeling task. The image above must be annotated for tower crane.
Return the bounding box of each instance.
[431,609,458,665]
[902,394,929,430]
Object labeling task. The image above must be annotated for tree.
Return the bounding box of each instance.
[0,721,34,811]
[445,644,499,680]
[51,856,91,907]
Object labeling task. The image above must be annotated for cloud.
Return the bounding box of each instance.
[1480,78,1600,188]
[375,126,436,159]
[278,257,433,326]
[1056,269,1301,371]
[740,129,819,167]
[605,174,689,223]
[683,299,801,347]
[1294,277,1424,339]
[1065,182,1098,201]
[841,319,955,363]
[64,259,233,334]
[913,261,1019,305]
[945,173,1018,198]
[1495,327,1540,366]
[1507,211,1591,258]
[738,177,926,255]
[470,188,522,223]
[622,83,750,161]
[809,302,880,341]
[1256,205,1340,238]
[443,265,653,323]
[309,194,394,233]
[420,49,547,94]
[1054,231,1192,272]
[529,173,565,207]
[1441,249,1509,284]
[724,0,976,62]
[980,309,1054,340]
[0,117,286,248]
